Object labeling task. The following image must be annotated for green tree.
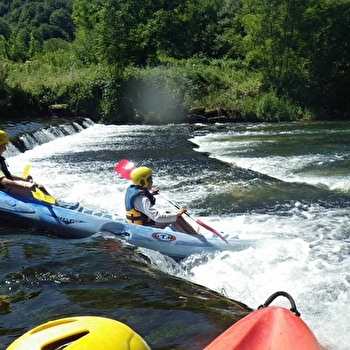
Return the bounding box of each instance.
[240,0,311,97]
[72,0,109,64]
[28,31,40,57]
[73,0,160,66]
[240,0,350,116]
[72,0,232,65]
[8,29,29,61]
[0,17,11,40]
[50,8,75,39]
[215,0,244,59]
[305,0,350,116]
[0,35,8,59]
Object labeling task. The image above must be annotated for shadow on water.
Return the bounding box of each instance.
[0,231,251,349]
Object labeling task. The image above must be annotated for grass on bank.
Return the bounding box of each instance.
[2,50,314,123]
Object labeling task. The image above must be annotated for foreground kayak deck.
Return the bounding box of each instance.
[204,291,322,350]
[7,292,322,349]
[0,191,254,259]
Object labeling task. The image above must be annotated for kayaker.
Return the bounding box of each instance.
[0,130,50,198]
[125,166,198,234]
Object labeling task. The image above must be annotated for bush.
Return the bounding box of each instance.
[256,92,300,122]
[3,56,313,123]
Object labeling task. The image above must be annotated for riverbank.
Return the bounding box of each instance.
[2,58,314,124]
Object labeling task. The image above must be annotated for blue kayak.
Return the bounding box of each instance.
[0,191,253,259]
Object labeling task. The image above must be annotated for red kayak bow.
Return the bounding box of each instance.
[204,291,322,350]
[114,159,229,244]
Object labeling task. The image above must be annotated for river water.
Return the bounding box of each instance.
[1,119,350,349]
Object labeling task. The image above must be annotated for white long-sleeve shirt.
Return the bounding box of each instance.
[133,194,177,224]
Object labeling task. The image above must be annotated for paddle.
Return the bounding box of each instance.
[22,164,56,205]
[114,159,136,180]
[114,159,229,244]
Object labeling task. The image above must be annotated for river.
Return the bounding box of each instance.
[1,119,350,349]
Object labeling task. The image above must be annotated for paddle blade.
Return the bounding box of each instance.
[196,219,229,244]
[32,188,56,205]
[114,159,137,180]
[22,164,30,178]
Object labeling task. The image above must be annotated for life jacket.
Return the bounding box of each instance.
[125,185,156,226]
[0,156,12,190]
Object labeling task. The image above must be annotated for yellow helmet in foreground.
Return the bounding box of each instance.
[130,167,152,186]
[7,316,151,350]
[0,130,9,145]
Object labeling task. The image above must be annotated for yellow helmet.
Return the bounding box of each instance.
[130,167,152,186]
[0,130,9,145]
[7,316,151,350]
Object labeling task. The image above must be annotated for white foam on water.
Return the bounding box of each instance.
[3,122,350,349]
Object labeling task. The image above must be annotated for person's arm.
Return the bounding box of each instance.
[135,195,179,223]
[9,173,32,181]
[0,176,38,189]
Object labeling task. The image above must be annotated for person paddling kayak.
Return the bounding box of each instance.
[125,166,198,234]
[0,130,51,199]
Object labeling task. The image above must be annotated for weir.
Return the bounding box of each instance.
[1,118,94,156]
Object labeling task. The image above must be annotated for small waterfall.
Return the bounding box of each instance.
[4,118,94,157]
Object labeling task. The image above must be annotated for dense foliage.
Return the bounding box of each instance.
[0,0,349,123]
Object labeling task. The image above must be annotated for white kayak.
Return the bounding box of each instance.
[0,191,254,259]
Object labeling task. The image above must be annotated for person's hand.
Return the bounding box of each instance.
[151,187,159,195]
[22,174,33,182]
[176,206,187,217]
[26,181,38,190]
